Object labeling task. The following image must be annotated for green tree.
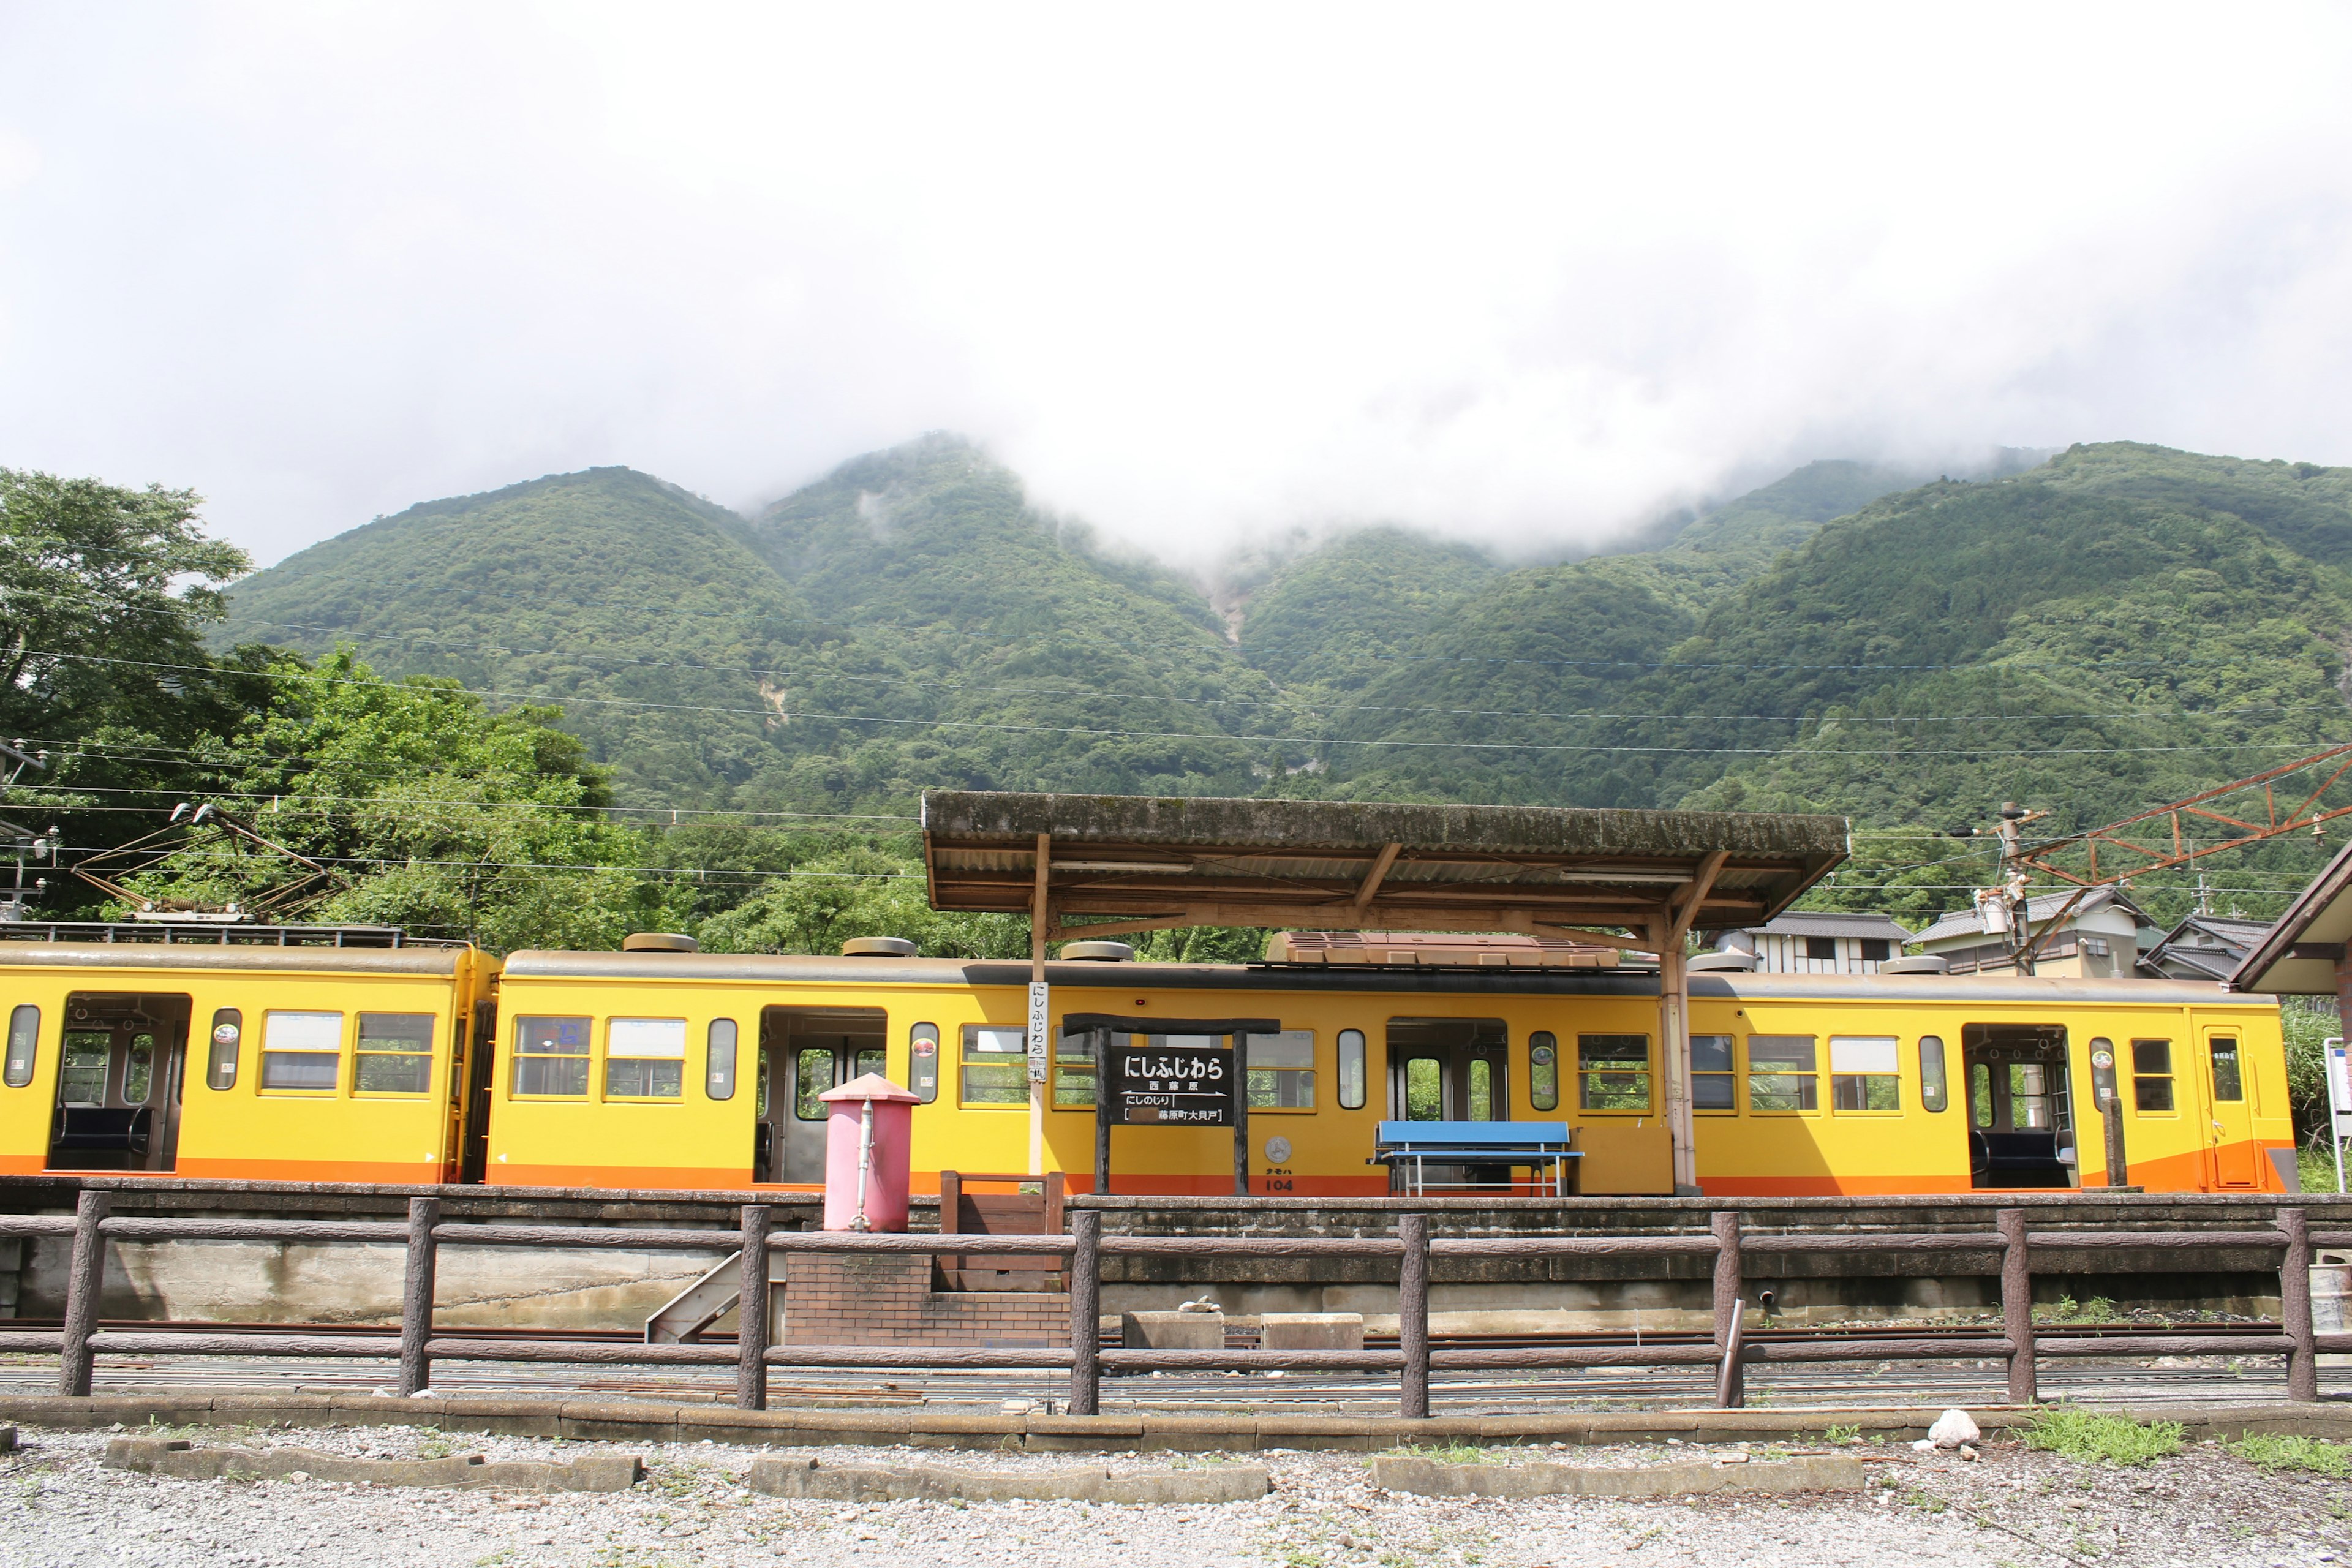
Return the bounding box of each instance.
[0,470,264,902]
[695,843,1027,957]
[122,647,657,951]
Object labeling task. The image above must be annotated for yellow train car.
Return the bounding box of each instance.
[0,936,496,1183]
[482,949,2294,1197]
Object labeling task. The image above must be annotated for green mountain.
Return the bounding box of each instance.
[216,437,2352,925]
[214,466,816,803]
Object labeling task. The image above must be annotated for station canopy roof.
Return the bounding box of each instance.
[920,790,1850,945]
[2231,834,2352,995]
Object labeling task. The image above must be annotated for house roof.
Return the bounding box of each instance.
[1735,910,1914,941]
[921,790,1849,941]
[1912,884,2152,949]
[2138,912,2275,984]
[2231,835,2352,994]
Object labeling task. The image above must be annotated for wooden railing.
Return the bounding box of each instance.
[0,1194,2340,1417]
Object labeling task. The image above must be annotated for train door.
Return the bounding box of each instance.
[458,999,497,1184]
[1384,1017,1508,1122]
[2203,1030,2258,1188]
[1962,1022,2076,1189]
[756,1006,886,1183]
[47,992,191,1173]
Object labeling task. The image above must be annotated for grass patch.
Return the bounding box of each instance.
[2019,1407,2183,1467]
[2228,1432,2352,1478]
[1387,1440,1490,1464]
[1822,1423,1861,1444]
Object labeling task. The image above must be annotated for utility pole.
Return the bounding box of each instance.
[0,740,53,922]
[1996,803,2034,976]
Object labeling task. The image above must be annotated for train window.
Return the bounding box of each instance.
[1970,1061,1994,1126]
[1467,1057,1496,1120]
[1747,1035,1819,1112]
[1054,1031,1096,1109]
[794,1047,835,1120]
[1578,1035,1651,1112]
[2008,1063,2054,1128]
[1248,1031,1316,1110]
[908,1023,941,1104]
[607,1017,687,1099]
[59,1030,110,1104]
[2209,1038,2244,1102]
[260,1011,344,1092]
[356,1014,435,1095]
[960,1025,1028,1106]
[512,1016,591,1096]
[2087,1037,2119,1110]
[1830,1036,1899,1111]
[706,1019,738,1101]
[1918,1036,1948,1112]
[1338,1030,1366,1110]
[123,1033,156,1103]
[2132,1039,2174,1112]
[1528,1031,1559,1113]
[1403,1057,1444,1119]
[3,1005,36,1088]
[207,1009,241,1090]
[1691,1035,1735,1111]
[856,1046,886,1080]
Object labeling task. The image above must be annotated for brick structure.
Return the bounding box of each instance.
[781,1252,1068,1347]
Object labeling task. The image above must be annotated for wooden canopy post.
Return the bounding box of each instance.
[1232,1031,1251,1197]
[1091,1028,1112,1196]
[1652,914,1694,1194]
[1660,850,1727,1197]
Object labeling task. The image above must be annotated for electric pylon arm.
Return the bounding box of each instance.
[2015,741,2352,887]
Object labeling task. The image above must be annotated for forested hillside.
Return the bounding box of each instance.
[206,436,2352,930]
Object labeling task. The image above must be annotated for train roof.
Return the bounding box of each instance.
[0,941,471,976]
[500,949,2275,1006]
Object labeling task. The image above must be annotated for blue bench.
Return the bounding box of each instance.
[1371,1121,1578,1197]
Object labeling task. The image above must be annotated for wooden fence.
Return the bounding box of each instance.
[0,1194,2341,1417]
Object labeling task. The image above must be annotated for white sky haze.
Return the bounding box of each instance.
[4,3,2351,566]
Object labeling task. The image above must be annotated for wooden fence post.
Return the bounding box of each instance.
[398,1197,440,1397]
[1068,1210,1101,1416]
[2000,1208,2037,1405]
[2281,1207,2318,1402]
[1399,1212,1430,1419]
[1712,1210,1744,1409]
[56,1189,110,1398]
[736,1205,772,1411]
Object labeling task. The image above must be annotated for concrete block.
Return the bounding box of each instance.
[102,1437,642,1491]
[1121,1311,1223,1351]
[1137,1414,1258,1452]
[557,1400,678,1444]
[1259,1313,1364,1352]
[0,1425,13,1452]
[430,1396,566,1439]
[1367,1453,1866,1498]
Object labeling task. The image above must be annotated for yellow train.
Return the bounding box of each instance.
[0,932,2294,1196]
[0,935,495,1184]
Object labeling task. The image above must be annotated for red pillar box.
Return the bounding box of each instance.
[819,1074,921,1232]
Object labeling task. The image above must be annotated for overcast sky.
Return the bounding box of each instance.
[4,4,2352,570]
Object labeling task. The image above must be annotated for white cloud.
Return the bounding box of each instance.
[2,2,2350,567]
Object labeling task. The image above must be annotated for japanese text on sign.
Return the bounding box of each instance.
[1110,1041,1234,1126]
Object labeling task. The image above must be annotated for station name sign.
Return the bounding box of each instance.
[1110,1042,1234,1126]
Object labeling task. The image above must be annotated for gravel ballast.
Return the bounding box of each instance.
[1,1419,2346,1567]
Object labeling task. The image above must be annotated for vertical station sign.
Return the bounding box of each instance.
[2329,1038,2350,1194]
[1026,982,1050,1084]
